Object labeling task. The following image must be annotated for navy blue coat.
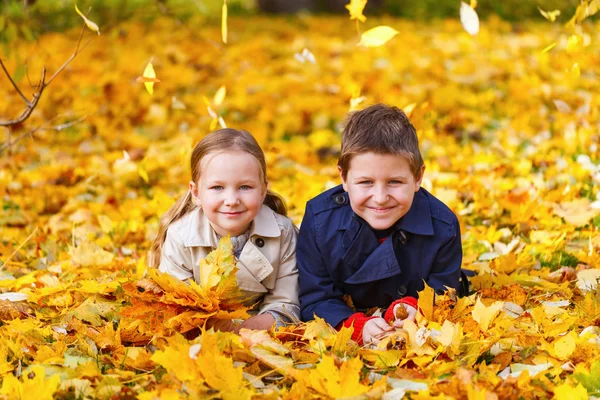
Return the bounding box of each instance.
[297,185,462,327]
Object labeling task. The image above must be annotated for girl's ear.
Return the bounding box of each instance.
[262,182,269,202]
[189,181,202,207]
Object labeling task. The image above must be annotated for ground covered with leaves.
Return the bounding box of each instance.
[1,8,600,400]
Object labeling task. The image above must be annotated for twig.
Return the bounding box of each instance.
[0,114,88,154]
[0,59,30,105]
[0,22,93,128]
[0,226,38,271]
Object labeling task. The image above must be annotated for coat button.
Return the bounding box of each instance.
[397,285,408,296]
[333,194,346,205]
[255,238,265,248]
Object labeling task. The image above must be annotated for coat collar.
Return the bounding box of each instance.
[337,188,434,236]
[181,205,281,248]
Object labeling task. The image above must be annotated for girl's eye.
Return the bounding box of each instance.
[210,185,224,190]
[240,185,252,190]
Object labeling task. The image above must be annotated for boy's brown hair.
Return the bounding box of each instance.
[338,103,424,180]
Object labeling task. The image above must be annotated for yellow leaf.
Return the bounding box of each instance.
[571,62,581,79]
[0,365,61,400]
[97,214,114,234]
[471,298,503,330]
[138,60,159,95]
[469,0,477,8]
[460,2,479,36]
[358,26,399,47]
[74,5,100,35]
[553,331,577,360]
[538,7,561,22]
[345,0,368,23]
[567,34,583,53]
[554,382,588,400]
[417,282,435,320]
[70,241,114,267]
[553,199,599,227]
[222,0,228,44]
[213,86,227,107]
[541,42,557,54]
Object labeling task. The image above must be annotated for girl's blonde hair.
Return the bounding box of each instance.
[148,128,287,268]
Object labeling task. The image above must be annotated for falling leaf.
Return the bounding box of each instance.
[541,42,556,54]
[294,48,316,64]
[74,5,100,35]
[358,26,399,47]
[567,34,583,53]
[538,7,561,22]
[571,63,581,78]
[346,0,368,22]
[137,60,160,95]
[553,99,571,113]
[460,2,479,36]
[213,86,227,107]
[222,0,228,44]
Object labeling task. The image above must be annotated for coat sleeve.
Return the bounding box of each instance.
[426,217,462,293]
[158,227,194,283]
[297,203,355,328]
[258,218,300,324]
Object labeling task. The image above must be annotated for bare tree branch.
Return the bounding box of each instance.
[0,59,30,105]
[0,22,93,127]
[0,114,88,154]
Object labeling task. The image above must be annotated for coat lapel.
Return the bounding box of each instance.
[340,213,402,284]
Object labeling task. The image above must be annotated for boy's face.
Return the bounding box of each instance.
[339,152,424,231]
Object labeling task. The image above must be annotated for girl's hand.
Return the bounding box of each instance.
[205,318,235,332]
[362,317,393,345]
[391,304,418,329]
[234,313,276,333]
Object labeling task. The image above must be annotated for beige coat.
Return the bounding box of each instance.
[159,205,300,323]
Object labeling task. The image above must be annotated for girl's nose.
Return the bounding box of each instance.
[224,190,240,206]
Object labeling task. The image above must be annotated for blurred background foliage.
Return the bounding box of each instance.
[0,0,583,42]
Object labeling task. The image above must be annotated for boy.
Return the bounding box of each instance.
[297,104,462,345]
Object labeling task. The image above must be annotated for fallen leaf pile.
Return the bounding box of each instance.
[0,2,600,398]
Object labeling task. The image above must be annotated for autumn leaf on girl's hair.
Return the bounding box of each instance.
[136,60,160,95]
[357,26,398,47]
[460,2,479,36]
[75,5,100,35]
[346,0,368,22]
[538,7,561,22]
[222,0,228,44]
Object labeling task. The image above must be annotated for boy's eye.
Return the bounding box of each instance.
[358,180,372,185]
[240,185,252,190]
[389,180,403,184]
[210,185,224,190]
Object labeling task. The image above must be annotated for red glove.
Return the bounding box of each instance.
[336,313,377,344]
[384,296,418,322]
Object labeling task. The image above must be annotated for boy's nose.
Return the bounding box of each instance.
[373,185,389,204]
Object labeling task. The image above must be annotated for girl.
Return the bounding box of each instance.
[149,128,300,331]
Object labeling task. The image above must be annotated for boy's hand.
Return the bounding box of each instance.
[391,304,417,329]
[362,317,393,345]
[205,318,235,332]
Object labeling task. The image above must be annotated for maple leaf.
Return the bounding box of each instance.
[345,0,367,22]
[0,365,61,400]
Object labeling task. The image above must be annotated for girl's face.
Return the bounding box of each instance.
[190,150,267,237]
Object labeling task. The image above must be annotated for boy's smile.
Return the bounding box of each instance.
[340,152,424,230]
